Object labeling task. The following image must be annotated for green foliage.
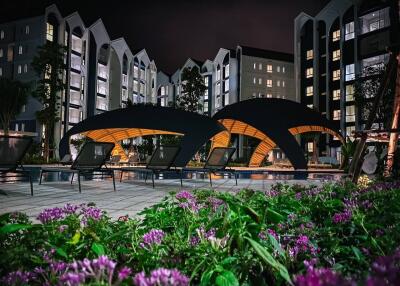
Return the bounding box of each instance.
[0,181,400,285]
[177,66,206,112]
[0,78,30,135]
[340,137,357,171]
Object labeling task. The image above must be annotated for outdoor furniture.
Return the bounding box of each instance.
[60,154,73,165]
[0,136,34,195]
[119,145,181,188]
[39,142,116,193]
[107,155,121,166]
[183,147,237,187]
[127,153,140,166]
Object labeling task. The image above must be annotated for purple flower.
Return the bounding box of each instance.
[141,229,165,247]
[295,267,354,286]
[58,225,68,232]
[366,249,400,286]
[0,271,36,286]
[37,207,65,223]
[60,272,85,286]
[332,210,352,224]
[133,268,189,286]
[175,191,195,201]
[80,206,103,224]
[208,197,225,211]
[295,192,302,200]
[118,266,132,281]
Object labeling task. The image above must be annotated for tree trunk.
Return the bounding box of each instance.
[384,52,400,177]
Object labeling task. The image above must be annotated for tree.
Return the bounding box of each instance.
[177,67,206,112]
[31,41,67,161]
[354,65,395,130]
[0,78,30,135]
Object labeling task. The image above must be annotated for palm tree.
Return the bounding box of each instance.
[0,78,30,135]
[340,137,357,170]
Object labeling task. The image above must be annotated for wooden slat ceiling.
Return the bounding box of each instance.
[288,125,345,143]
[80,128,183,161]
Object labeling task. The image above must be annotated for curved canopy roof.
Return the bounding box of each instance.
[59,105,226,167]
[213,98,343,169]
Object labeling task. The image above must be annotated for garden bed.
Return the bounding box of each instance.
[1,181,400,285]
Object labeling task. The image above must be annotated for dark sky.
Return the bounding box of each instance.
[1,0,330,73]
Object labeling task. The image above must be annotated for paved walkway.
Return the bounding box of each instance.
[0,176,327,221]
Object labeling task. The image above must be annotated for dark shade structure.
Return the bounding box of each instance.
[212,98,344,169]
[59,105,227,167]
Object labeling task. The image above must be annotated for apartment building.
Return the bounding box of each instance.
[294,0,400,160]
[0,4,157,154]
[157,45,295,160]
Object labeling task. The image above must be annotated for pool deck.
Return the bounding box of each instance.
[0,175,329,221]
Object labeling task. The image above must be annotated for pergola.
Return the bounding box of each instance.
[212,98,344,169]
[59,105,226,167]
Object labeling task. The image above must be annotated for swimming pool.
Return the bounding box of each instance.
[1,166,345,183]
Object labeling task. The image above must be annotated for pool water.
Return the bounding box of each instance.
[1,167,344,183]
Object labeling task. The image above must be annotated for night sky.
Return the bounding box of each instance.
[1,0,330,73]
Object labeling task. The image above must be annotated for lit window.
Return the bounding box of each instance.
[361,54,389,73]
[346,85,354,101]
[332,29,340,42]
[360,8,390,34]
[345,64,355,81]
[282,66,285,73]
[306,86,313,96]
[17,65,22,74]
[282,81,285,87]
[258,78,262,85]
[0,49,3,57]
[253,77,256,84]
[267,64,272,73]
[252,92,256,98]
[216,66,221,81]
[224,64,230,78]
[345,22,354,40]
[333,110,341,120]
[306,49,313,60]
[267,79,272,87]
[25,25,30,35]
[332,49,340,61]
[346,126,355,137]
[306,68,313,78]
[307,142,314,152]
[266,93,272,98]
[0,30,4,39]
[307,104,313,109]
[216,82,220,96]
[333,69,340,81]
[46,23,54,42]
[18,45,23,55]
[277,66,280,72]
[224,79,229,92]
[253,63,256,69]
[259,63,262,70]
[333,89,340,100]
[277,80,281,87]
[23,64,27,73]
[346,105,355,122]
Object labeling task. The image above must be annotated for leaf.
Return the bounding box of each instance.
[91,242,105,256]
[68,232,81,245]
[215,270,239,286]
[265,209,284,223]
[245,237,293,285]
[221,257,237,266]
[351,246,364,261]
[56,247,68,259]
[200,270,214,286]
[268,234,286,258]
[0,224,32,234]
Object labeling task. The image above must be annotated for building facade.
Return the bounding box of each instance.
[0,4,157,156]
[294,0,400,160]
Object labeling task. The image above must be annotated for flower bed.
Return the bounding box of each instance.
[0,181,400,285]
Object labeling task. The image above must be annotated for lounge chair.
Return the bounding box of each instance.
[119,145,181,188]
[39,142,116,193]
[60,154,73,165]
[0,136,33,195]
[183,147,238,187]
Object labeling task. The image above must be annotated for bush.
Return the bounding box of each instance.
[0,181,400,285]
